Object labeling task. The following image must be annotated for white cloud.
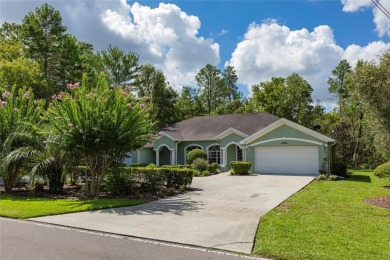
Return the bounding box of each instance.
[229,22,389,105]
[101,1,220,86]
[229,23,343,102]
[0,0,219,89]
[217,29,228,36]
[343,41,390,64]
[341,0,390,37]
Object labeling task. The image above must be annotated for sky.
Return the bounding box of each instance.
[1,0,390,108]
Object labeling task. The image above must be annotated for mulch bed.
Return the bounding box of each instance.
[0,184,186,200]
[364,196,390,209]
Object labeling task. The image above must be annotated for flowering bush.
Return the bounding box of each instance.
[47,73,152,196]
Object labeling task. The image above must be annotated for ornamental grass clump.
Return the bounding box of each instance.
[47,73,152,196]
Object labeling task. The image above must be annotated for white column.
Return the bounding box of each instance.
[221,148,227,167]
[242,148,247,161]
[156,150,160,166]
[170,150,175,165]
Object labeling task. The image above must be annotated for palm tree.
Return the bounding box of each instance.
[4,135,73,193]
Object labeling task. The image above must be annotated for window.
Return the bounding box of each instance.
[185,145,203,163]
[236,146,243,161]
[186,145,202,154]
[208,145,222,164]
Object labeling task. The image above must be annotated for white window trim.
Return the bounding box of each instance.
[184,144,203,164]
[207,143,222,165]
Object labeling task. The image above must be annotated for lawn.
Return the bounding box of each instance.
[253,170,390,260]
[0,195,147,219]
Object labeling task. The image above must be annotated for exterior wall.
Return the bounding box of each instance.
[245,125,330,173]
[153,136,176,150]
[247,125,326,145]
[137,148,155,165]
[129,151,138,164]
[220,133,245,148]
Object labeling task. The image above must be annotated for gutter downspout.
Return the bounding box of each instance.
[328,142,336,174]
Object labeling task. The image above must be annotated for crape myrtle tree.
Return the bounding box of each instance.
[47,73,152,196]
[0,88,45,192]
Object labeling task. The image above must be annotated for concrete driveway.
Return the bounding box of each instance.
[31,172,314,254]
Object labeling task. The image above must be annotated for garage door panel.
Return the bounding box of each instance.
[254,146,318,175]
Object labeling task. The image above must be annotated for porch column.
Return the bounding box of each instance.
[156,149,160,166]
[242,147,247,161]
[170,150,175,165]
[221,147,227,167]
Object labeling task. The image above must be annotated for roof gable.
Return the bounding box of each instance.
[241,118,335,144]
[214,128,248,140]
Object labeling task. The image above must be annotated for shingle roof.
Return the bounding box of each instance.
[160,112,279,140]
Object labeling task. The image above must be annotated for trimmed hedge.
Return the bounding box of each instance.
[374,162,390,179]
[186,149,207,164]
[105,168,134,195]
[129,163,147,167]
[105,167,194,195]
[230,161,251,175]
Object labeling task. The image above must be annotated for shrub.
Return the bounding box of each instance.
[186,149,207,164]
[192,158,208,172]
[130,167,165,193]
[374,162,390,179]
[128,167,194,192]
[164,168,194,188]
[317,174,328,181]
[332,161,348,177]
[130,163,147,168]
[230,161,251,175]
[201,170,210,176]
[208,163,218,174]
[147,163,157,168]
[330,175,339,181]
[161,164,186,169]
[104,168,134,196]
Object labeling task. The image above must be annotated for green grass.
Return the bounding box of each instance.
[253,170,390,260]
[0,195,147,219]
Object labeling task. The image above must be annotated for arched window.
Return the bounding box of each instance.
[208,145,222,164]
[185,145,203,163]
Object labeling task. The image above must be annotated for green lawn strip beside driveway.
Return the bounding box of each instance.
[0,194,147,219]
[252,170,390,260]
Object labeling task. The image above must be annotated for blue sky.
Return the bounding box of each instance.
[1,0,389,106]
[158,0,383,61]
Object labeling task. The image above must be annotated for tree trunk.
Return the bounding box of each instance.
[3,169,18,193]
[352,112,364,167]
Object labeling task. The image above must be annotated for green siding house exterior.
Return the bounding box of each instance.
[131,113,334,175]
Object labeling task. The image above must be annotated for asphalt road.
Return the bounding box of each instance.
[0,218,265,260]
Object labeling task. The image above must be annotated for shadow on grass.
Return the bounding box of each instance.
[345,174,372,183]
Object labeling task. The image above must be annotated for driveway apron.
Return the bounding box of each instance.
[31,172,314,254]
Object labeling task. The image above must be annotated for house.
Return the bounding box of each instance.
[131,112,335,175]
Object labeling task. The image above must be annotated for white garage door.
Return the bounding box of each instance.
[254,146,319,175]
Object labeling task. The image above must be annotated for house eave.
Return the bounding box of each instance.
[240,118,335,145]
